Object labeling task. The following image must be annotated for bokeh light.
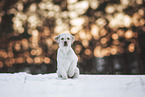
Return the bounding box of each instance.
[0,0,144,74]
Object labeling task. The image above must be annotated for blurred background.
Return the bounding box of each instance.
[0,0,145,74]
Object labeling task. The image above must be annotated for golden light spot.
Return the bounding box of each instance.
[86,33,92,40]
[8,52,13,57]
[136,0,143,5]
[110,46,118,55]
[112,34,119,40]
[54,24,69,34]
[0,61,4,68]
[94,46,103,57]
[5,60,12,67]
[102,48,110,56]
[53,5,60,12]
[70,26,80,34]
[82,40,89,48]
[0,50,8,58]
[13,14,25,34]
[90,0,99,10]
[105,5,115,13]
[69,11,78,19]
[31,50,36,55]
[124,15,132,27]
[125,30,133,39]
[32,30,39,36]
[142,26,145,31]
[18,27,24,34]
[51,44,59,50]
[21,39,29,50]
[34,57,42,64]
[9,8,17,14]
[38,2,46,10]
[74,1,89,14]
[70,17,85,26]
[101,38,107,44]
[79,31,86,40]
[46,3,53,10]
[75,45,82,54]
[100,28,107,37]
[0,17,1,23]
[96,18,107,27]
[109,13,132,28]
[31,30,39,48]
[43,27,50,36]
[132,13,141,27]
[129,43,135,52]
[22,0,28,3]
[91,25,100,39]
[36,48,42,55]
[61,11,68,18]
[17,2,23,11]
[120,0,129,5]
[84,49,92,56]
[74,35,80,41]
[140,19,145,26]
[67,4,75,11]
[44,57,51,64]
[29,3,37,12]
[15,43,21,51]
[117,29,124,37]
[10,58,15,64]
[48,11,55,17]
[138,9,144,16]
[28,15,39,28]
[67,0,78,4]
[26,57,33,64]
[16,57,25,64]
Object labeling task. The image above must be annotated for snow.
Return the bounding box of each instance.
[0,73,145,97]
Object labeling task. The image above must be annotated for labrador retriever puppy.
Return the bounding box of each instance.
[55,33,79,79]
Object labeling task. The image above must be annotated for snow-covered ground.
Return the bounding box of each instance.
[0,73,145,97]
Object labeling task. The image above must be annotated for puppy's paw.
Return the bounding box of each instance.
[62,76,68,80]
[68,72,74,78]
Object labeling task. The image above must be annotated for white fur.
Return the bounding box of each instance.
[55,33,79,79]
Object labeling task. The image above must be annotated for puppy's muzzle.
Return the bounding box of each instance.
[64,41,68,46]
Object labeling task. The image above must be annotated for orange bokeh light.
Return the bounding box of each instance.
[44,57,51,64]
[112,34,119,40]
[125,30,133,39]
[101,38,107,44]
[128,43,135,52]
[26,57,33,64]
[0,61,4,68]
[84,49,92,56]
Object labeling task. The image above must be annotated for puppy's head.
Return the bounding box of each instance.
[55,33,75,47]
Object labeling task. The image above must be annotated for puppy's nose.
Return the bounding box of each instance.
[64,41,68,46]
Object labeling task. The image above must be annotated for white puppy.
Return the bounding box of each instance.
[55,33,79,79]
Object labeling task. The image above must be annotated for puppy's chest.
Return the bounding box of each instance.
[58,48,77,62]
[62,53,73,60]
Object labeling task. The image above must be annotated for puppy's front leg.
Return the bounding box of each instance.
[58,66,68,79]
[73,67,79,78]
[68,60,77,78]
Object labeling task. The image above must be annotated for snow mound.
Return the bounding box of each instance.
[0,73,145,97]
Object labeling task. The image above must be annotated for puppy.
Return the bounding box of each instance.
[55,33,79,79]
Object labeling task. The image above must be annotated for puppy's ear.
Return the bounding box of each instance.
[55,35,60,43]
[71,35,75,44]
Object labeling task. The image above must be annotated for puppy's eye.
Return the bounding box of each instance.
[61,38,64,40]
[67,38,70,40]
